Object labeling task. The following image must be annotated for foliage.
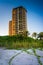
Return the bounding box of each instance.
[32,32,37,39]
[38,32,43,40]
[0,35,43,49]
[23,31,30,37]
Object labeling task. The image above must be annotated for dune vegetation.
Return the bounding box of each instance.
[0,35,43,49]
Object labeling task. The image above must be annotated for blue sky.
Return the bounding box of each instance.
[0,0,43,36]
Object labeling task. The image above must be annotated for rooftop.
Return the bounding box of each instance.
[13,6,27,12]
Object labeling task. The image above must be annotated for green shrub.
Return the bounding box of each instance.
[0,36,43,49]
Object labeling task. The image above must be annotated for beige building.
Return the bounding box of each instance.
[9,6,27,36]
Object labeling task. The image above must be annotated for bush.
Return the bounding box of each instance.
[0,35,43,49]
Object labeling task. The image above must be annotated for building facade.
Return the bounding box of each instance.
[9,6,27,36]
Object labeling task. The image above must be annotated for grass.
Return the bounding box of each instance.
[0,35,43,49]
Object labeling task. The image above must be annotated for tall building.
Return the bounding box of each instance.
[9,21,12,35]
[9,6,27,36]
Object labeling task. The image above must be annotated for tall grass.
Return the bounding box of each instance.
[0,35,43,49]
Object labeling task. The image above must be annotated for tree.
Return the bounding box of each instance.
[24,31,30,37]
[32,32,37,39]
[38,32,43,40]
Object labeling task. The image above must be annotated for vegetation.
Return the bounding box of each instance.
[32,32,37,39]
[38,32,43,40]
[0,34,43,49]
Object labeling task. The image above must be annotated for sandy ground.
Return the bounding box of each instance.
[0,48,43,65]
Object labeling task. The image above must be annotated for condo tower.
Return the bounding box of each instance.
[9,6,27,36]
